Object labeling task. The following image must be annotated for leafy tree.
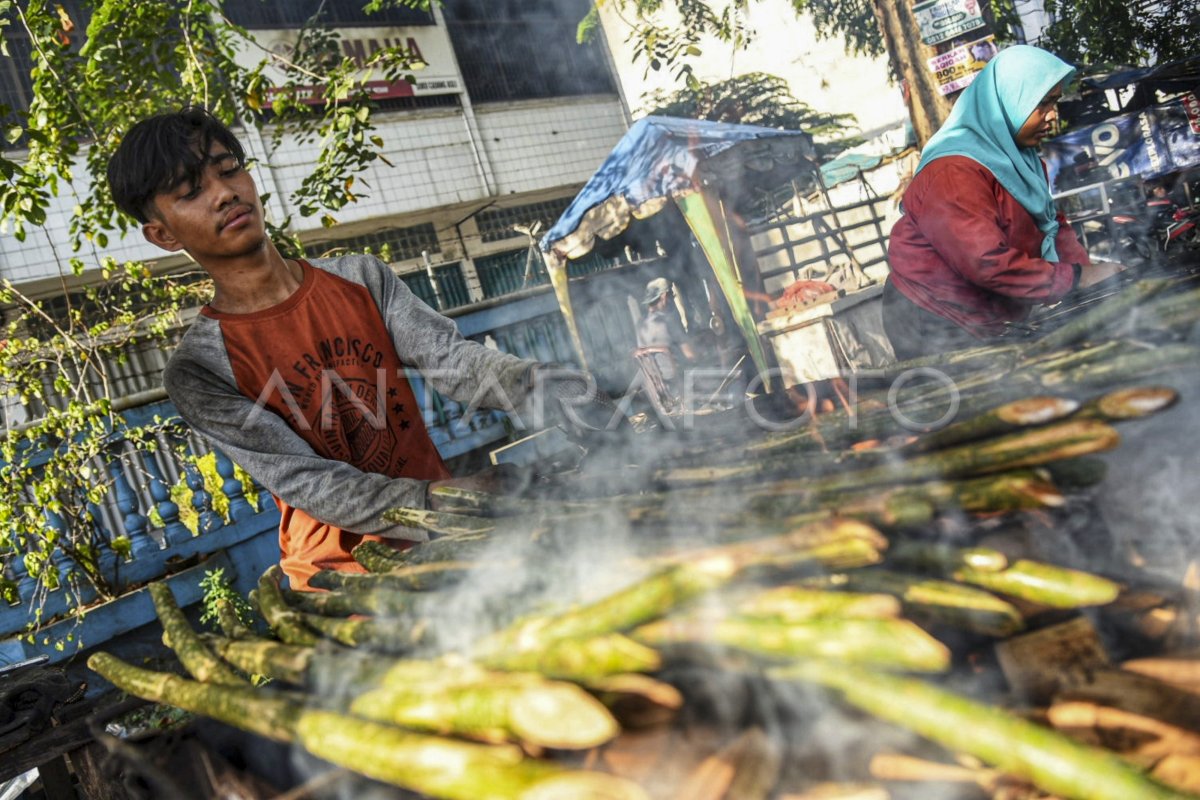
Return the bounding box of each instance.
[1038,0,1200,67]
[581,0,1193,146]
[0,0,428,633]
[640,71,861,160]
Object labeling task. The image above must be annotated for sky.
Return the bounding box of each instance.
[597,0,909,137]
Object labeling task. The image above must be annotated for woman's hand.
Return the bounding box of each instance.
[1077,261,1127,289]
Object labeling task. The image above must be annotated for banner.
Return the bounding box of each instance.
[1045,93,1200,193]
[913,0,987,45]
[232,25,462,109]
[1156,93,1200,170]
[926,36,997,95]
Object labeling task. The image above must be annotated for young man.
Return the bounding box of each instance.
[108,107,600,589]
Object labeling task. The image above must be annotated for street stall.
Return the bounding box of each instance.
[538,116,901,400]
[63,268,1200,800]
[538,115,819,393]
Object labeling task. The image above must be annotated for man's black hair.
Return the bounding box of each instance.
[107,106,246,223]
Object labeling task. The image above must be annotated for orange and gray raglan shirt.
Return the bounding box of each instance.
[162,255,537,589]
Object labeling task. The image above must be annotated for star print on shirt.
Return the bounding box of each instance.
[392,403,405,414]
[387,387,398,398]
[400,419,411,430]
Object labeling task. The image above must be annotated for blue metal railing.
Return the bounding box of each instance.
[0,291,590,668]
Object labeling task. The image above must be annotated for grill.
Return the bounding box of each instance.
[78,266,1200,800]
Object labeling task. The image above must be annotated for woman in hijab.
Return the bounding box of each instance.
[883,45,1125,360]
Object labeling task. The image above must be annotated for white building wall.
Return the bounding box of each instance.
[1,93,628,292]
[265,110,485,225]
[476,97,630,195]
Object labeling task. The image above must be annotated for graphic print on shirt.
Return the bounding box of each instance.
[213,262,448,483]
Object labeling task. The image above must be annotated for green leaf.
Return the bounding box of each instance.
[576,6,600,44]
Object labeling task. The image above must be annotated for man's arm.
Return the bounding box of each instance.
[665,311,697,361]
[341,255,538,411]
[164,354,431,541]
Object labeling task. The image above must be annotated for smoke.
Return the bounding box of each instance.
[1092,368,1200,586]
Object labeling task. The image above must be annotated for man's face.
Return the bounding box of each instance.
[1015,87,1062,148]
[142,142,266,262]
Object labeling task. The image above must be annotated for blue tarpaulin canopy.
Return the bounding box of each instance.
[541,116,815,260]
[539,116,816,380]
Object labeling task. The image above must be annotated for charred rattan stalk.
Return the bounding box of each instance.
[746,470,1064,520]
[1026,278,1170,355]
[204,635,314,685]
[350,669,620,749]
[903,396,1079,453]
[890,545,1121,608]
[308,560,483,592]
[771,661,1197,800]
[354,534,494,571]
[634,616,950,672]
[1073,386,1179,422]
[297,610,430,654]
[282,586,419,618]
[813,419,1121,494]
[1040,345,1200,389]
[476,557,740,660]
[148,582,247,686]
[479,633,663,682]
[817,570,1025,637]
[684,419,1119,495]
[214,597,254,640]
[381,507,497,535]
[88,652,647,800]
[734,586,901,622]
[255,566,319,646]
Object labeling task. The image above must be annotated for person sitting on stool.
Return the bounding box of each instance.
[636,278,697,397]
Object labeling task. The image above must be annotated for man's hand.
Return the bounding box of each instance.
[528,364,626,440]
[1077,260,1127,289]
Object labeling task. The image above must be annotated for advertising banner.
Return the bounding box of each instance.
[913,0,987,45]
[926,36,998,95]
[1154,93,1200,171]
[1045,94,1200,192]
[1184,91,1200,134]
[232,26,462,108]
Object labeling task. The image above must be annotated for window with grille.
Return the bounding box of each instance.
[474,248,549,299]
[400,263,471,310]
[223,0,433,29]
[475,197,573,244]
[567,251,620,277]
[442,0,615,104]
[305,223,440,263]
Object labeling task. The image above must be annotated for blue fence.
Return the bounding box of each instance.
[0,287,601,673]
[0,399,282,669]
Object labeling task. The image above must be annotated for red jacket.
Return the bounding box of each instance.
[887,155,1089,337]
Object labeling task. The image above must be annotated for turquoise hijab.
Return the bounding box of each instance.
[915,45,1076,261]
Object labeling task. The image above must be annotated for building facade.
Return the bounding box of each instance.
[0,0,629,309]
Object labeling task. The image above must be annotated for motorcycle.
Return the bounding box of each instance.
[1108,196,1200,267]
